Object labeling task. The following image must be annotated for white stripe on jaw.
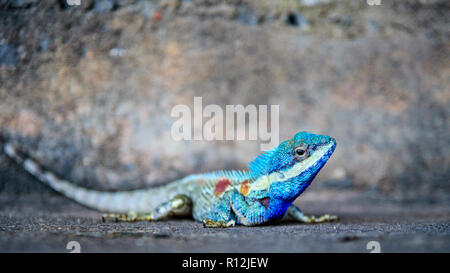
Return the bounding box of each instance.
[278,142,333,182]
[249,142,333,191]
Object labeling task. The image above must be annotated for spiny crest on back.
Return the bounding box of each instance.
[247,148,276,176]
[247,138,296,176]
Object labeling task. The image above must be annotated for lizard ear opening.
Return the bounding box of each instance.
[248,148,276,176]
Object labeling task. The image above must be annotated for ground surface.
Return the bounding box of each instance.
[1,190,449,253]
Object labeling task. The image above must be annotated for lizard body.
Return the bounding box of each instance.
[3,131,338,227]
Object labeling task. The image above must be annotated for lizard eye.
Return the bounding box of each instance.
[294,147,307,159]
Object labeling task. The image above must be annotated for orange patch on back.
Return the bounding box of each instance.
[214,179,231,196]
[240,180,250,196]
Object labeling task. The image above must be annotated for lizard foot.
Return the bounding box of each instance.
[303,214,339,223]
[203,219,236,228]
[287,206,338,224]
[101,212,154,222]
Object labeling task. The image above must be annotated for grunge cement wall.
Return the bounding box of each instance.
[0,0,448,201]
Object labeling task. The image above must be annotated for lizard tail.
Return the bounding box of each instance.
[3,142,179,213]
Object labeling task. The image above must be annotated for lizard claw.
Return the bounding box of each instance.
[101,212,140,222]
[203,219,236,228]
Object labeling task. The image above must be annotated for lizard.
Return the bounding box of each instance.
[2,131,338,227]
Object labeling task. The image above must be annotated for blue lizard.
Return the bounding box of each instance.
[4,131,338,227]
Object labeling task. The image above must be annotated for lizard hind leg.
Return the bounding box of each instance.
[152,194,192,220]
[102,211,153,222]
[102,194,192,222]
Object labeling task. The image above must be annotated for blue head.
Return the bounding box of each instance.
[248,131,336,201]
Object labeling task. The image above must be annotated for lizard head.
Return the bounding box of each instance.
[248,131,336,200]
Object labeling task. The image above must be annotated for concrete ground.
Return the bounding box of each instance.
[0,190,449,253]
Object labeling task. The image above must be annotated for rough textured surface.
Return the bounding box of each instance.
[0,2,449,198]
[1,190,449,252]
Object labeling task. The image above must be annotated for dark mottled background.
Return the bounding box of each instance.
[0,0,449,252]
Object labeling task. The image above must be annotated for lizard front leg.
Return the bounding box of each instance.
[202,196,237,228]
[203,190,270,227]
[287,205,338,223]
[102,194,192,222]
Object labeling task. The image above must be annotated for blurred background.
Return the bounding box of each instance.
[0,0,448,204]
